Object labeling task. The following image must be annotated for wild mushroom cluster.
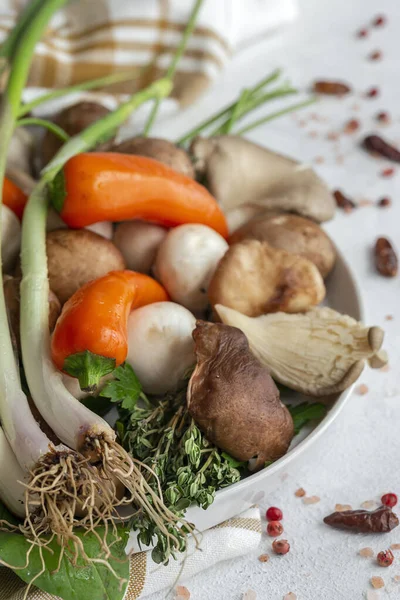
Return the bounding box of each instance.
[2,102,387,478]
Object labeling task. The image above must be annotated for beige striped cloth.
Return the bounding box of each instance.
[0,0,297,119]
[0,507,261,599]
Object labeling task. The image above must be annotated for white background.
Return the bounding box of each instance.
[151,0,400,598]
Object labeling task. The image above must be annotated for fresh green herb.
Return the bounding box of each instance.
[0,521,130,600]
[117,385,242,562]
[100,363,149,410]
[63,350,116,392]
[288,402,327,435]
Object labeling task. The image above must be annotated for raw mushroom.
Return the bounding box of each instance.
[190,135,336,231]
[46,229,125,303]
[1,205,21,273]
[113,220,167,273]
[215,304,388,396]
[154,224,228,314]
[208,239,325,316]
[126,301,196,395]
[110,137,194,178]
[230,214,336,278]
[187,320,294,471]
[41,101,113,167]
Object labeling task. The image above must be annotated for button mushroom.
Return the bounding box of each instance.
[187,320,294,471]
[126,301,196,395]
[215,304,388,396]
[208,239,325,316]
[46,229,126,304]
[190,135,336,231]
[113,220,168,273]
[110,137,194,178]
[229,214,336,278]
[154,224,228,314]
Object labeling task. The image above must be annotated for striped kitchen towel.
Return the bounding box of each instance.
[0,0,297,119]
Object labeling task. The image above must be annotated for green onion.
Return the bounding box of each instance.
[16,117,70,142]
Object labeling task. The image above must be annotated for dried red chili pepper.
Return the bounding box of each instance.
[313,80,351,96]
[333,190,356,211]
[375,238,398,277]
[323,505,399,533]
[363,135,400,162]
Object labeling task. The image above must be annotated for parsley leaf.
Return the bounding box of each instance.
[100,363,145,411]
[288,402,327,435]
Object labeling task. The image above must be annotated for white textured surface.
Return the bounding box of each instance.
[150,0,400,598]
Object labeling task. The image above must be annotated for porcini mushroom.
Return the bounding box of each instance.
[190,135,336,231]
[113,220,168,273]
[46,229,125,303]
[154,224,228,314]
[229,214,336,278]
[111,137,194,178]
[208,239,325,316]
[187,320,294,470]
[215,304,388,396]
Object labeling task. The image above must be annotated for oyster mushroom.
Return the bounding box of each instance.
[190,135,336,231]
[208,239,325,316]
[229,214,336,278]
[215,304,388,396]
[110,137,194,178]
[187,320,294,470]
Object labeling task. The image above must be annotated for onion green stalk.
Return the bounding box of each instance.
[143,0,204,136]
[16,117,70,142]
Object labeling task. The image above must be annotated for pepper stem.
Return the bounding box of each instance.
[63,351,116,393]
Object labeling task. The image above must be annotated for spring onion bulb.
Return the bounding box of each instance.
[0,427,26,518]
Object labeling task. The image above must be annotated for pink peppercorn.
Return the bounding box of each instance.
[266,507,283,521]
[381,493,398,508]
[272,539,290,555]
[267,521,284,537]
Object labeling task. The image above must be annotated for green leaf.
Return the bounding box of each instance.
[100,363,143,411]
[0,527,129,600]
[221,452,247,469]
[63,351,116,392]
[288,402,327,435]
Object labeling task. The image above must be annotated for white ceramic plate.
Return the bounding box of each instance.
[184,247,364,531]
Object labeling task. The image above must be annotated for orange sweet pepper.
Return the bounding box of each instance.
[51,270,169,390]
[51,153,228,238]
[3,177,27,220]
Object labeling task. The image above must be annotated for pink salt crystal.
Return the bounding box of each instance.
[314,156,325,164]
[360,547,375,558]
[385,315,394,321]
[327,131,339,141]
[391,544,400,550]
[393,575,400,582]
[358,199,374,207]
[371,576,385,589]
[284,594,297,600]
[258,554,270,563]
[295,488,306,497]
[303,495,320,505]
[308,131,318,138]
[361,500,377,509]
[335,503,353,512]
[366,591,381,600]
[243,591,257,600]
[356,384,369,395]
[175,586,190,600]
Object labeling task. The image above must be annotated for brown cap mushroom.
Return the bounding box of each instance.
[215,304,388,396]
[229,214,336,278]
[187,320,294,470]
[41,101,113,167]
[110,137,194,178]
[208,239,325,316]
[46,229,126,304]
[190,135,336,230]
